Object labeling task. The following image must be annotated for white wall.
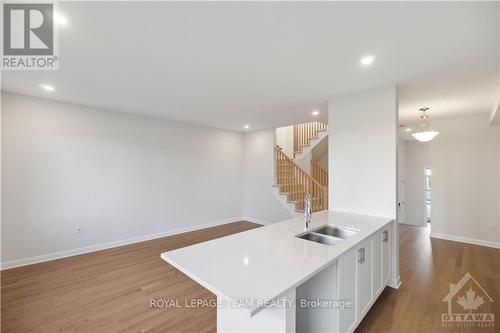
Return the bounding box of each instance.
[295,151,312,174]
[0,92,2,265]
[312,138,328,171]
[317,153,328,171]
[430,115,500,246]
[275,125,294,158]
[1,92,245,266]
[329,86,398,219]
[404,141,430,226]
[397,140,406,224]
[328,85,399,287]
[242,129,293,223]
[491,103,500,125]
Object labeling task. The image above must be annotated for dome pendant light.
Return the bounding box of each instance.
[412,107,439,142]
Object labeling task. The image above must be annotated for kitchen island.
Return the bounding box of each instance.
[161,210,394,332]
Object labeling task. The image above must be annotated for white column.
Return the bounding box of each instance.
[328,85,400,288]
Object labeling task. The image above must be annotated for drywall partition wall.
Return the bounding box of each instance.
[491,102,500,125]
[328,85,399,287]
[295,150,312,174]
[430,115,500,247]
[312,137,328,171]
[0,92,2,266]
[397,140,406,224]
[404,141,430,226]
[275,125,294,158]
[242,129,293,223]
[1,92,244,267]
[317,153,328,171]
[328,86,398,218]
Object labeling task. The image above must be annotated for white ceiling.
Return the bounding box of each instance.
[2,2,499,131]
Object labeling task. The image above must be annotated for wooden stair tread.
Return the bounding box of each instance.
[275,129,328,213]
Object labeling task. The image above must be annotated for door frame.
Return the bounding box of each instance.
[423,166,432,231]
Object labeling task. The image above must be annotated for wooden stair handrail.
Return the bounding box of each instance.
[275,145,328,212]
[311,159,328,187]
[276,146,324,189]
[293,121,327,154]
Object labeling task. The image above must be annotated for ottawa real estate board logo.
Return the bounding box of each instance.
[442,272,495,328]
[2,2,59,70]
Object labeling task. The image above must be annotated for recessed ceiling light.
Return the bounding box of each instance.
[40,84,55,92]
[405,128,412,132]
[312,110,320,116]
[360,55,375,66]
[54,13,67,25]
[244,124,250,129]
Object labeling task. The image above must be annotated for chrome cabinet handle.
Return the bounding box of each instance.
[383,230,388,242]
[358,247,365,264]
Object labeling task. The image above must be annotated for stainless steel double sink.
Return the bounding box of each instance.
[296,225,358,246]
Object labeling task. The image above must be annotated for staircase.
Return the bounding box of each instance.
[274,146,328,212]
[293,121,328,157]
[311,159,328,186]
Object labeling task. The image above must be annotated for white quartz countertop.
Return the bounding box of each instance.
[161,210,393,316]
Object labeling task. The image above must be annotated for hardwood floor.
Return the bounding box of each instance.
[2,222,499,332]
[356,224,500,333]
[1,221,260,333]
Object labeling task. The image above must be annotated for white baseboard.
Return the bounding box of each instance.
[430,232,500,249]
[388,276,401,289]
[1,217,246,270]
[241,217,272,225]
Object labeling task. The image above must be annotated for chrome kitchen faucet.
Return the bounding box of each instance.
[304,193,312,229]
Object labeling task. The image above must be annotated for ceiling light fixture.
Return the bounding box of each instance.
[411,107,439,142]
[244,124,250,129]
[54,13,67,25]
[312,110,320,116]
[360,55,375,66]
[405,128,412,132]
[40,84,55,92]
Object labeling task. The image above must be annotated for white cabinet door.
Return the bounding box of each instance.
[337,248,357,333]
[381,225,391,286]
[356,238,372,320]
[372,231,382,297]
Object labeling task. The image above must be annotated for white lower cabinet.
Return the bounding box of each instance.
[356,237,372,320]
[336,221,393,333]
[372,231,382,297]
[381,225,391,286]
[296,221,393,333]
